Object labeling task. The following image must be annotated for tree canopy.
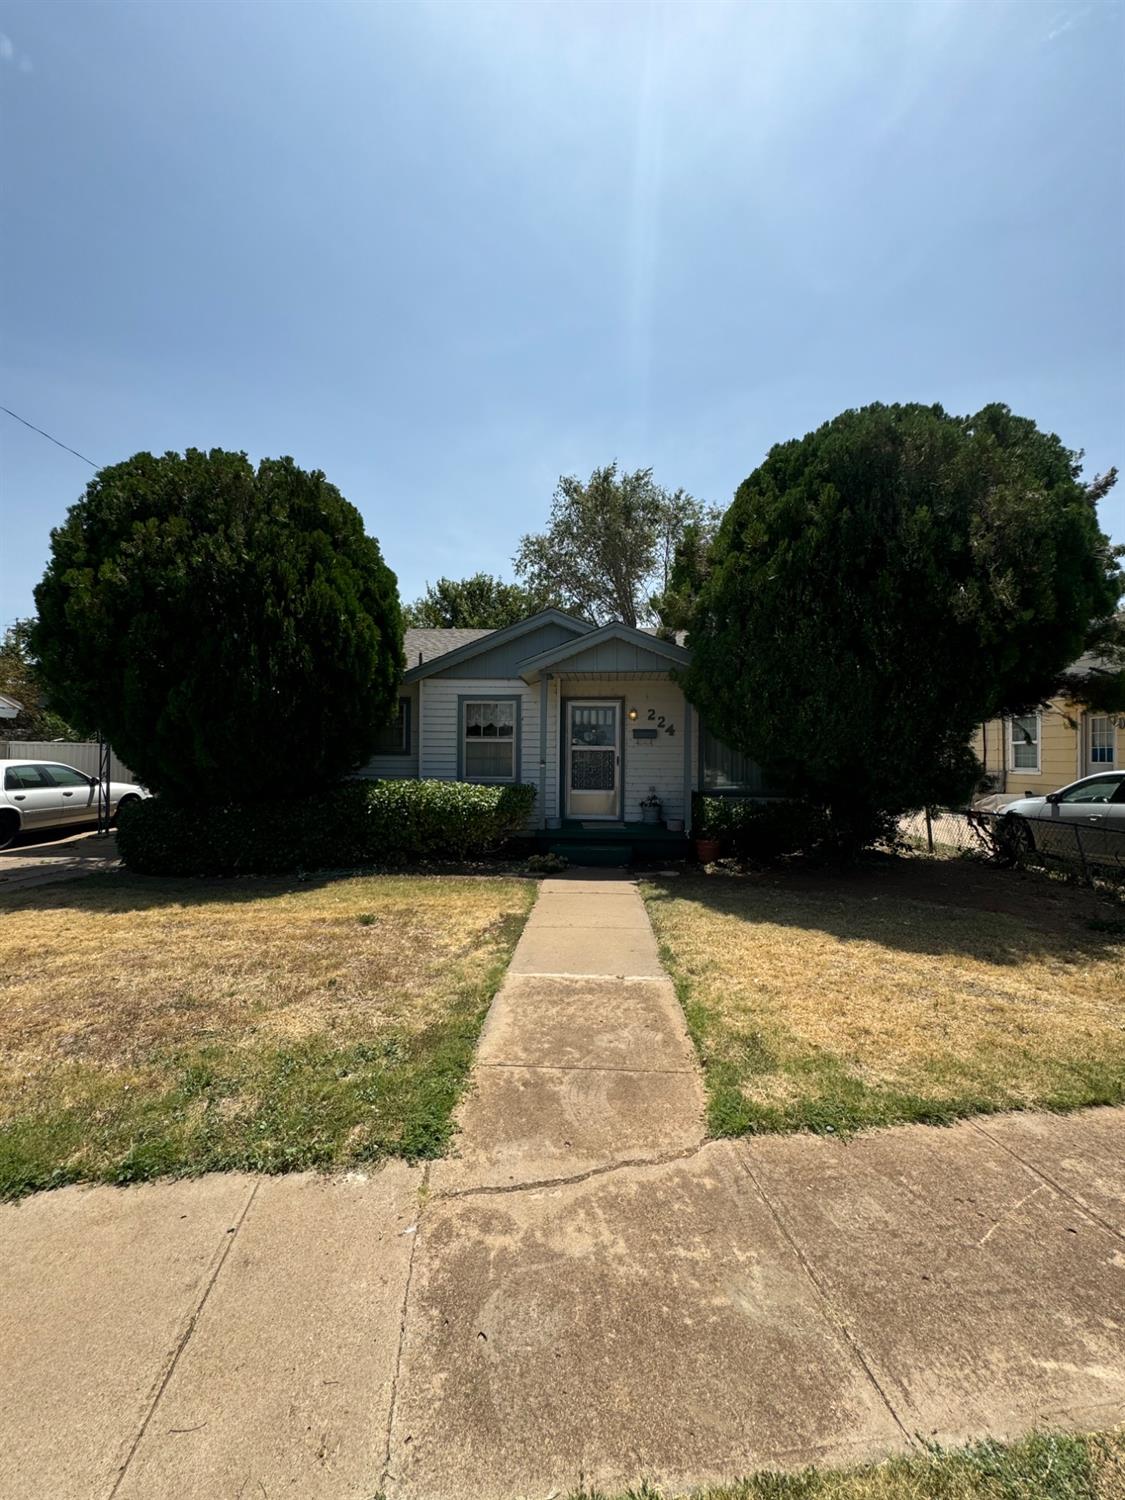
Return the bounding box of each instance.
[0,619,78,741]
[684,402,1123,847]
[514,463,718,628]
[403,572,553,629]
[32,449,403,802]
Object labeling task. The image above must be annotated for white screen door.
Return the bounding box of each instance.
[566,701,621,819]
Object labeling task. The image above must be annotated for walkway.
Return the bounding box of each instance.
[0,829,119,892]
[1,874,1123,1500]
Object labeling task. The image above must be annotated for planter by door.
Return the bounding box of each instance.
[694,836,721,863]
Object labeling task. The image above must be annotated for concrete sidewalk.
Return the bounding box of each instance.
[2,873,1124,1500]
[0,829,120,892]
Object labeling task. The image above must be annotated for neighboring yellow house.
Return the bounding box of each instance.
[973,701,1123,799]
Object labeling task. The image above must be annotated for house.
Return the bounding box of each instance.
[359,608,766,861]
[973,645,1124,800]
[0,694,21,720]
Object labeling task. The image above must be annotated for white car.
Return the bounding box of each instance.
[0,759,148,849]
[997,771,1125,867]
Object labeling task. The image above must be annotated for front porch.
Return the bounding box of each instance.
[534,818,691,867]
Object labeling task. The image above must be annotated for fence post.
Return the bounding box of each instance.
[1073,824,1090,885]
[924,807,934,855]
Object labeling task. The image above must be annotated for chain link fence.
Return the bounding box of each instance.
[900,806,1125,888]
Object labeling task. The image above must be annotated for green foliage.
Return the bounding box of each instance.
[403,572,554,629]
[514,462,718,628]
[0,619,78,741]
[32,449,403,802]
[526,851,569,873]
[116,777,537,876]
[651,518,719,634]
[685,403,1123,851]
[693,796,829,861]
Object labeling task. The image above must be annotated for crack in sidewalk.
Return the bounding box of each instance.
[969,1119,1125,1244]
[106,1176,262,1499]
[380,1162,431,1496]
[735,1153,916,1450]
[434,1138,712,1201]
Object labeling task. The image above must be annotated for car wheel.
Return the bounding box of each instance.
[1001,815,1035,863]
[0,810,19,850]
[111,794,141,826]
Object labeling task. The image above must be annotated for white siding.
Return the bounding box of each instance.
[357,683,420,780]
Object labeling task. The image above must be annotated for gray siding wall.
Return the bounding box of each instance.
[438,622,585,679]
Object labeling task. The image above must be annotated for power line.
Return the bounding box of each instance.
[0,404,99,468]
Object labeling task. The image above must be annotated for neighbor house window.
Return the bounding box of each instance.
[1009,713,1040,772]
[461,698,518,781]
[1089,714,1116,765]
[373,698,411,755]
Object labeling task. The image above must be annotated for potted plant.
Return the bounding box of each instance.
[693,799,721,863]
[639,787,663,826]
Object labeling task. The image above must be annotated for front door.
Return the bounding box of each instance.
[565,700,621,820]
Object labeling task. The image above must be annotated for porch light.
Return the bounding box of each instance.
[627,707,638,720]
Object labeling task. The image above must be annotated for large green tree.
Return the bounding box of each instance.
[514,463,718,628]
[403,572,553,629]
[684,403,1122,847]
[33,449,403,803]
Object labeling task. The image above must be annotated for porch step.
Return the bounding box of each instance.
[547,842,632,868]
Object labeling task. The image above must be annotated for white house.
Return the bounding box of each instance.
[360,608,767,860]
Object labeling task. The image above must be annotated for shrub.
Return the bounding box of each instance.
[117,779,536,876]
[694,795,827,862]
[526,852,569,874]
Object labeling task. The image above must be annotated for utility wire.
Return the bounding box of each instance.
[0,404,99,468]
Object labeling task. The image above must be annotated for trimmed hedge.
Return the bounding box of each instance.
[117,779,537,877]
[693,794,827,862]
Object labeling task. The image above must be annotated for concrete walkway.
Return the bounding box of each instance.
[0,829,119,892]
[2,874,1124,1499]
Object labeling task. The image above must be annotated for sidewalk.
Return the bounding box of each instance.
[1,873,1123,1500]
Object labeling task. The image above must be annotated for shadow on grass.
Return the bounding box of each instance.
[645,857,1124,967]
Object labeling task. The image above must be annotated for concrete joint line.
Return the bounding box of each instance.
[735,1153,916,1449]
[968,1119,1125,1245]
[474,1060,698,1076]
[509,971,669,982]
[106,1176,262,1499]
[434,1141,711,1203]
[380,1162,431,1495]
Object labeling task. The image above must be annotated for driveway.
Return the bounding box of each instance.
[0,828,119,892]
[1,873,1123,1499]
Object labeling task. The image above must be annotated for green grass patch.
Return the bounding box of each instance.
[0,873,534,1199]
[567,1430,1124,1499]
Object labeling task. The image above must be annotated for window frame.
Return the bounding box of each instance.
[699,726,778,797]
[372,697,412,757]
[1008,712,1041,774]
[457,694,522,784]
[1088,713,1116,767]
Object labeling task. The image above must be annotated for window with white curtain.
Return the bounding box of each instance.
[462,699,517,780]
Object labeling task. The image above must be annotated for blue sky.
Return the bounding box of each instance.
[2,0,1123,627]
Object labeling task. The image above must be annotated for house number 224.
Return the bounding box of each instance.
[646,710,676,735]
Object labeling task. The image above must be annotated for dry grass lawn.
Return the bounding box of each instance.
[0,872,536,1198]
[643,859,1125,1137]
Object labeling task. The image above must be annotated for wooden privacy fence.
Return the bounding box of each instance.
[0,741,137,784]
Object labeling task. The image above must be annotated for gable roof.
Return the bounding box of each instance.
[403,628,493,669]
[403,608,592,682]
[517,620,692,682]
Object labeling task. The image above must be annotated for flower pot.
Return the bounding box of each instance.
[545,816,562,831]
[694,836,721,863]
[640,805,662,825]
[665,817,684,833]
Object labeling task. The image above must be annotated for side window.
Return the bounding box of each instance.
[6,765,54,789]
[46,765,91,787]
[372,699,411,756]
[1058,778,1119,805]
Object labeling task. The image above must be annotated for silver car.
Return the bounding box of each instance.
[998,771,1125,867]
[0,759,147,849]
